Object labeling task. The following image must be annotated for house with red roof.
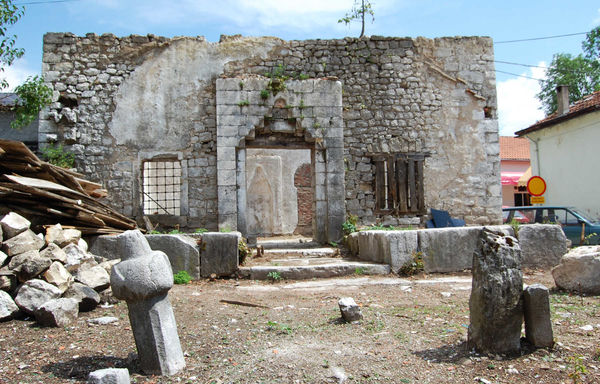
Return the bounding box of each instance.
[516,86,600,219]
[500,136,531,207]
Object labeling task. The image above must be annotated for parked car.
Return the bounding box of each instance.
[502,206,600,245]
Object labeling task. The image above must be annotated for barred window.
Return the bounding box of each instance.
[372,153,427,215]
[142,160,181,215]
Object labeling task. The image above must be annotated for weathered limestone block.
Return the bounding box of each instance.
[517,224,567,269]
[523,284,554,348]
[110,230,185,376]
[88,235,120,260]
[338,297,363,322]
[146,234,200,280]
[419,227,481,273]
[87,368,130,384]
[40,243,68,263]
[1,229,45,257]
[63,282,101,311]
[34,297,79,327]
[45,224,82,247]
[357,230,387,263]
[9,249,52,282]
[0,271,16,292]
[14,279,63,315]
[468,229,523,355]
[200,232,240,277]
[0,212,30,239]
[552,246,600,294]
[0,250,8,267]
[381,231,419,274]
[63,243,96,272]
[345,232,359,257]
[75,265,110,292]
[43,261,74,292]
[0,290,19,320]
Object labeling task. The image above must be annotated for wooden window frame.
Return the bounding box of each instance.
[371,153,428,215]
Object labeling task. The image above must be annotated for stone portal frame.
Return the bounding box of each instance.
[216,77,345,243]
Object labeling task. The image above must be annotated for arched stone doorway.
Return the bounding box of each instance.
[215,77,344,243]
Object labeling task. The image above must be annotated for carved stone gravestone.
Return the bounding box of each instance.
[110,230,185,376]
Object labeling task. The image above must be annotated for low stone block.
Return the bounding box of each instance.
[518,224,567,269]
[381,230,419,274]
[88,235,120,260]
[14,279,62,315]
[338,297,362,322]
[419,227,481,273]
[34,297,79,327]
[2,229,45,257]
[0,290,19,320]
[523,284,554,348]
[146,234,200,280]
[552,246,600,294]
[1,212,31,239]
[357,231,387,263]
[200,232,240,277]
[87,368,130,384]
[468,230,523,355]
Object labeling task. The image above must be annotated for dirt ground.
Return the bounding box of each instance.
[1,270,599,384]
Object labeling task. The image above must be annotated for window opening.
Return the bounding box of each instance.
[142,160,181,215]
[372,153,428,215]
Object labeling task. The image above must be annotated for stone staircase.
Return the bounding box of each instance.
[238,237,390,280]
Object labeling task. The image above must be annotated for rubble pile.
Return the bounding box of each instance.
[0,139,137,235]
[0,212,119,326]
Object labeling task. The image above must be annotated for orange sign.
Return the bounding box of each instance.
[530,196,545,204]
[527,176,546,197]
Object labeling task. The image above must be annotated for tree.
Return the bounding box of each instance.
[338,0,374,38]
[537,26,600,115]
[1,0,52,129]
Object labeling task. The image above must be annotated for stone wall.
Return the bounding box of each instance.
[40,33,501,233]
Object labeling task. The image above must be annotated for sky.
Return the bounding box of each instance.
[3,0,600,136]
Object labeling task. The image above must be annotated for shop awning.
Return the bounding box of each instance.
[517,166,532,186]
[501,171,524,185]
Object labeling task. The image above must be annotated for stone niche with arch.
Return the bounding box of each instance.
[216,76,345,243]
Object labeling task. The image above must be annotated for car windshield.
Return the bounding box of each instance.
[569,208,598,223]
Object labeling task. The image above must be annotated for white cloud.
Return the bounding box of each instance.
[497,64,547,136]
[1,60,38,91]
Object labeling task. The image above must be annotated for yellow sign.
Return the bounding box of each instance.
[530,196,545,204]
[527,176,547,196]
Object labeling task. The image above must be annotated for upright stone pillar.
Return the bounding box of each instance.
[523,284,554,348]
[110,230,185,376]
[468,229,523,355]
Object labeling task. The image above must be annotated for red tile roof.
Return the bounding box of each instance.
[516,89,600,136]
[500,136,530,160]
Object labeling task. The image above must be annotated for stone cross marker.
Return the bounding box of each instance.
[468,229,523,355]
[110,230,185,376]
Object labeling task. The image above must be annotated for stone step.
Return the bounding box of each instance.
[257,237,322,250]
[262,247,338,258]
[239,259,391,280]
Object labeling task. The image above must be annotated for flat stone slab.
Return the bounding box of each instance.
[239,260,390,280]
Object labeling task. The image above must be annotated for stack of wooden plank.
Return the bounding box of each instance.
[0,139,138,235]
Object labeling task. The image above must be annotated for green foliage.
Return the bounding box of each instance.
[298,73,309,80]
[328,241,338,247]
[399,251,424,276]
[219,226,232,233]
[260,89,270,99]
[538,26,600,115]
[11,75,53,130]
[361,224,401,231]
[238,238,251,265]
[266,321,292,335]
[264,64,288,96]
[168,229,183,234]
[342,214,358,236]
[0,0,24,90]
[195,228,208,234]
[354,267,365,275]
[173,270,191,284]
[237,99,250,107]
[267,271,282,282]
[40,143,75,168]
[567,355,588,384]
[338,0,374,38]
[509,218,520,237]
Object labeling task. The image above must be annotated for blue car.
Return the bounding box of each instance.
[502,206,600,246]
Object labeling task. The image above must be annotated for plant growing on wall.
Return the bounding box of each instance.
[41,143,75,168]
[338,0,375,38]
[1,0,53,129]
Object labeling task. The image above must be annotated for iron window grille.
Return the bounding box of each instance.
[142,160,181,215]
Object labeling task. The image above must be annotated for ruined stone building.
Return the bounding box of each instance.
[40,33,501,243]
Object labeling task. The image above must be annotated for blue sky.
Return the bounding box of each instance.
[4,0,600,136]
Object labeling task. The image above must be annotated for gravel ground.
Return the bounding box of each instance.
[1,270,599,384]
